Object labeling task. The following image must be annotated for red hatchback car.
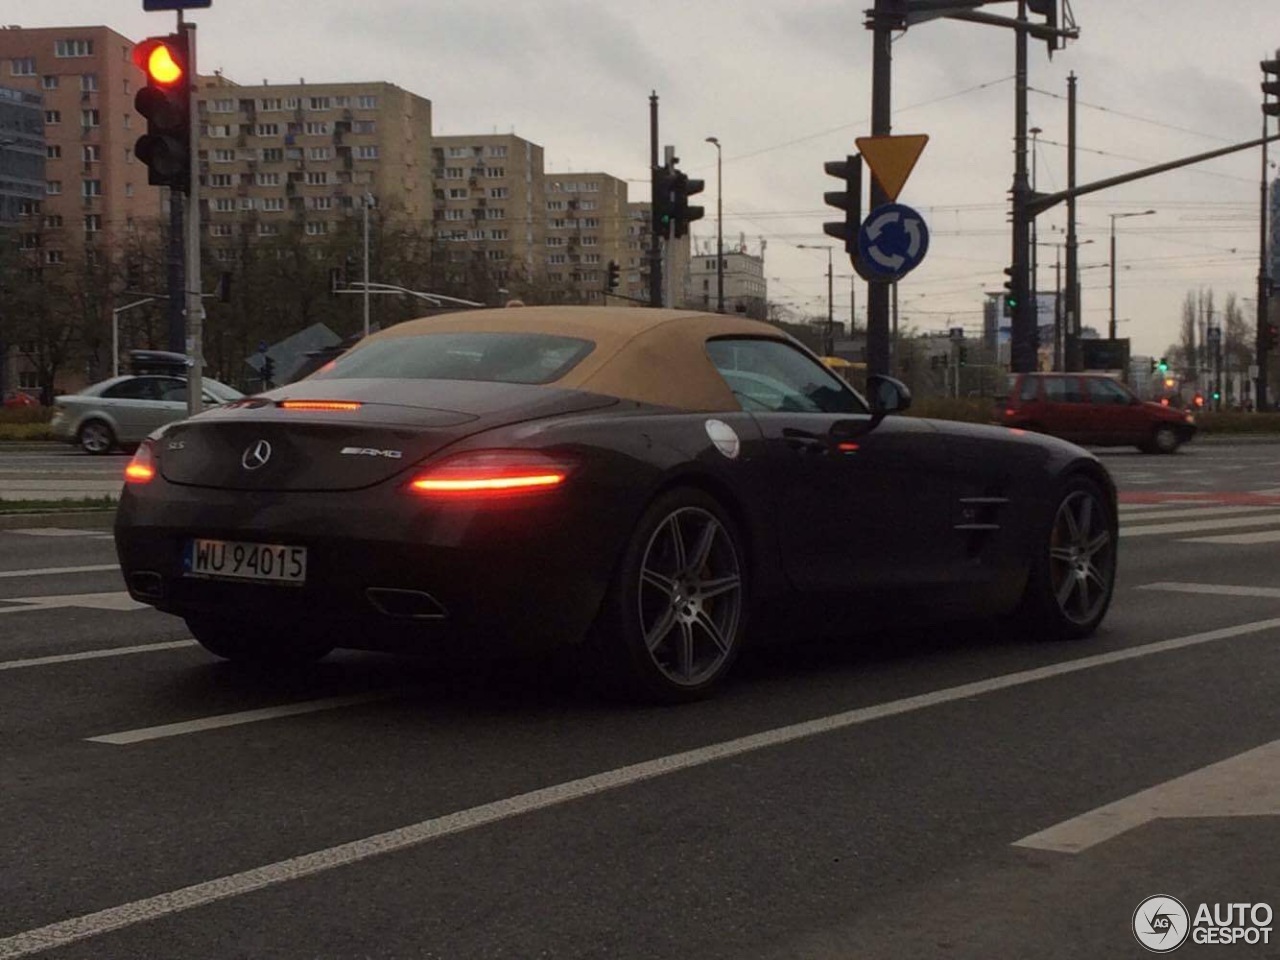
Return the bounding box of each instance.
[999,372,1197,453]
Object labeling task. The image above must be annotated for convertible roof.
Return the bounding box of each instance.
[365,306,793,411]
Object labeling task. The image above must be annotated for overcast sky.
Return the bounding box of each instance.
[22,1,1280,355]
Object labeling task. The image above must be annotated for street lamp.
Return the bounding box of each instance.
[1109,209,1156,339]
[797,244,834,355]
[1030,127,1042,311]
[362,193,376,338]
[705,137,724,313]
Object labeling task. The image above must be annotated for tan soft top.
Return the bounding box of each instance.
[364,306,791,411]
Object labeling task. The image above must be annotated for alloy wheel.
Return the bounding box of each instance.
[79,422,112,455]
[1047,489,1114,625]
[636,506,742,687]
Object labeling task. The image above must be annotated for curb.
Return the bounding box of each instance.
[1195,434,1280,445]
[0,509,116,530]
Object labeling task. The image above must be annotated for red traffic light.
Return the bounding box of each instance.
[133,36,186,86]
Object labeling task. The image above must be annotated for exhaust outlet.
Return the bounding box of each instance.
[366,588,448,620]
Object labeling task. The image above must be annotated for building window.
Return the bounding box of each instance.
[547,200,564,211]
[486,250,505,261]
[445,167,464,179]
[308,146,332,161]
[210,223,233,237]
[45,250,64,265]
[485,167,505,178]
[285,147,303,160]
[209,173,233,188]
[256,172,280,186]
[304,121,330,135]
[45,110,61,125]
[211,148,234,162]
[80,74,99,91]
[41,75,58,89]
[584,254,601,264]
[584,218,599,228]
[82,145,101,163]
[546,237,564,247]
[355,146,378,160]
[283,97,300,110]
[239,197,256,211]
[259,97,281,111]
[11,58,36,76]
[262,197,285,212]
[258,223,279,236]
[308,97,331,110]
[55,39,93,58]
[357,95,377,109]
[210,98,235,113]
[256,123,279,137]
[262,147,284,162]
[82,179,102,197]
[485,208,505,220]
[215,248,236,263]
[305,171,329,185]
[447,188,467,199]
[309,196,333,210]
[44,214,62,228]
[81,109,100,128]
[581,236,598,246]
[333,95,350,108]
[125,183,134,197]
[213,198,235,212]
[444,209,465,221]
[305,221,328,235]
[581,200,597,210]
[488,229,509,241]
[353,120,376,134]
[487,145,508,158]
[46,145,61,160]
[489,187,509,199]
[447,147,469,158]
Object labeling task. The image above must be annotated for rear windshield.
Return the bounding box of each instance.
[307,332,595,385]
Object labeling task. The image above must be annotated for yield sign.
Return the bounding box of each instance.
[854,134,929,202]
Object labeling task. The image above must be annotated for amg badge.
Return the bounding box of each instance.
[340,446,403,459]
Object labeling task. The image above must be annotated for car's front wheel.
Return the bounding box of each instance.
[1013,475,1116,641]
[185,617,334,667]
[583,489,747,702]
[1144,424,1180,454]
[77,419,115,455]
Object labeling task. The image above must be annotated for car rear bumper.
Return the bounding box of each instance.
[114,476,626,656]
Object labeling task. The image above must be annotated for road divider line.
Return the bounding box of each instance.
[87,692,399,745]
[0,641,197,672]
[1137,582,1280,599]
[1180,529,1280,545]
[1118,513,1280,538]
[1119,505,1280,523]
[0,592,146,615]
[4,615,1280,958]
[0,564,119,580]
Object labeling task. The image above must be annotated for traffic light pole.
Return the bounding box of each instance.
[1009,0,1036,374]
[1064,72,1080,371]
[183,18,202,417]
[865,0,893,377]
[1258,73,1273,411]
[648,92,662,309]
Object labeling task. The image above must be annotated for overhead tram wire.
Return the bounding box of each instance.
[1027,86,1239,144]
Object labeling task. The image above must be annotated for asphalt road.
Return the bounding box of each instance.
[1,441,1279,959]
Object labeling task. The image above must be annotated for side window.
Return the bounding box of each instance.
[155,379,189,402]
[1043,376,1085,403]
[1087,378,1131,405]
[705,339,867,415]
[101,378,160,400]
[1019,377,1039,401]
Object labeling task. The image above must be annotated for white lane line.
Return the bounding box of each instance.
[6,528,113,538]
[1181,529,1280,545]
[1137,582,1280,600]
[0,564,119,580]
[0,641,198,672]
[1119,513,1280,538]
[87,692,397,745]
[4,614,1280,959]
[1120,505,1280,523]
[0,592,146,615]
[1016,738,1280,853]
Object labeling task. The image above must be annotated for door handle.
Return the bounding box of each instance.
[783,428,827,455]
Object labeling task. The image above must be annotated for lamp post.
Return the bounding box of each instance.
[705,137,724,313]
[798,244,834,355]
[362,193,376,338]
[1030,127,1042,317]
[1109,209,1155,340]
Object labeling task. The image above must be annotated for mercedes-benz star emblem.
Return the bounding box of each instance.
[241,439,273,471]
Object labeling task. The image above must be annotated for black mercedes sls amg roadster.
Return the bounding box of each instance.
[115,306,1118,701]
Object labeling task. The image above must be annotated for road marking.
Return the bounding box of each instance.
[4,614,1280,959]
[1119,513,1280,538]
[0,641,198,673]
[1137,582,1280,600]
[5,528,114,538]
[0,592,146,615]
[1181,529,1280,545]
[1016,739,1280,853]
[0,564,119,580]
[88,692,397,745]
[1119,505,1278,523]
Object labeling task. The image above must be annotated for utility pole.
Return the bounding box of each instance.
[865,0,893,377]
[1065,73,1079,371]
[1258,53,1278,410]
[648,92,662,308]
[1010,0,1035,373]
[182,17,202,416]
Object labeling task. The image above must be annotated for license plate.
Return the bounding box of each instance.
[184,538,307,585]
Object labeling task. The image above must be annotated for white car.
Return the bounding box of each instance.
[51,375,244,454]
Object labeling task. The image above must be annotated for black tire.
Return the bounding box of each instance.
[581,488,747,703]
[1148,424,1180,455]
[78,419,115,455]
[185,616,334,667]
[1011,475,1117,641]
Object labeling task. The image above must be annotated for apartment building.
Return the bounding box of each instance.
[431,133,543,291]
[197,78,432,260]
[541,170,630,304]
[688,239,767,316]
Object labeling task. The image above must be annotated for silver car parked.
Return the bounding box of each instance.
[50,375,244,454]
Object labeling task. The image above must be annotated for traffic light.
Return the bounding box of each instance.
[132,34,191,191]
[822,155,861,255]
[1149,359,1157,374]
[1026,0,1060,52]
[958,346,969,366]
[651,165,675,235]
[1002,266,1018,316]
[671,170,704,239]
[1157,357,1169,373]
[1262,58,1280,117]
[606,259,620,292]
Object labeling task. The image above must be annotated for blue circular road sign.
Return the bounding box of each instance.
[856,203,930,282]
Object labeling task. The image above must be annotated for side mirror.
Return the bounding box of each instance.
[867,374,912,416]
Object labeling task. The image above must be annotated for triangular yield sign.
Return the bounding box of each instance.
[854,134,929,202]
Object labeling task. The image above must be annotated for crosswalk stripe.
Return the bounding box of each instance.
[1120,505,1280,523]
[1179,529,1280,545]
[1119,513,1280,538]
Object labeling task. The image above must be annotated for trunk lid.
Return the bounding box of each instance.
[157,379,617,491]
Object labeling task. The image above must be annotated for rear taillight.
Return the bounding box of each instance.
[125,441,156,484]
[279,400,361,411]
[1003,407,1016,417]
[407,450,575,498]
